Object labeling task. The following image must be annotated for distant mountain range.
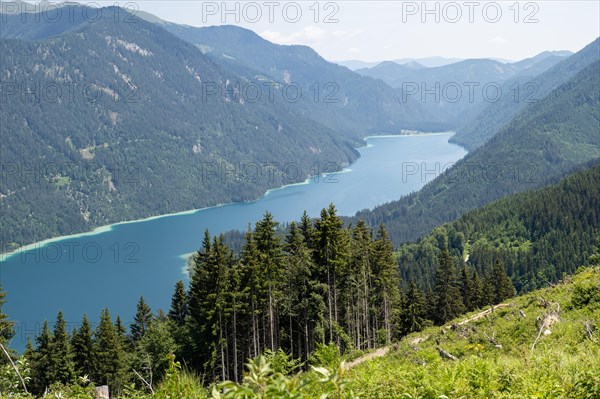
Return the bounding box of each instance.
[336,57,465,70]
[452,41,598,150]
[353,54,572,127]
[354,57,600,244]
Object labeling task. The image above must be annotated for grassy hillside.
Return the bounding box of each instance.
[336,266,600,398]
[6,267,597,398]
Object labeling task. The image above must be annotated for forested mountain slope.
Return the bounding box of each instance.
[396,161,600,293]
[355,59,600,245]
[160,24,444,135]
[0,7,358,252]
[452,38,599,150]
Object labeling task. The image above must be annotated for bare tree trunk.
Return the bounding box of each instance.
[383,292,391,344]
[219,312,226,381]
[327,265,333,342]
[233,307,238,382]
[269,287,275,351]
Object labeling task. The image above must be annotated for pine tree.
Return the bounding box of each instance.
[240,228,263,360]
[254,212,284,351]
[348,220,373,350]
[51,311,75,384]
[72,314,95,378]
[400,282,428,335]
[314,204,349,344]
[283,222,315,360]
[491,258,516,304]
[0,285,15,347]
[94,309,128,394]
[188,229,216,371]
[460,265,472,311]
[433,245,465,324]
[468,270,484,309]
[168,280,188,327]
[372,224,401,343]
[29,321,53,395]
[131,297,153,342]
[588,236,600,266]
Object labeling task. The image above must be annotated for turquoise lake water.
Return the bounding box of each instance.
[0,133,466,350]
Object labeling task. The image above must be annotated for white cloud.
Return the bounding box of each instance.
[489,36,508,44]
[260,26,327,45]
[332,29,366,39]
[347,47,361,53]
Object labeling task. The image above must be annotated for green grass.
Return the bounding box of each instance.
[339,267,600,398]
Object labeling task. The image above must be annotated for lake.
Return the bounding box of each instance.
[0,133,466,350]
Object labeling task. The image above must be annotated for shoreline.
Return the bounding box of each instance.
[0,131,456,262]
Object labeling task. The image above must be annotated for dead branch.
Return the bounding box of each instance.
[132,368,154,394]
[0,342,28,394]
[436,346,458,361]
[484,331,503,348]
[531,318,546,351]
[584,320,596,342]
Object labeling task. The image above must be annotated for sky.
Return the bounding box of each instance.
[88,1,600,62]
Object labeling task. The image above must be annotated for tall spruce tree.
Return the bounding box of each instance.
[348,220,374,350]
[314,204,349,344]
[468,270,484,309]
[400,282,428,335]
[283,222,315,360]
[0,285,14,348]
[187,229,214,370]
[240,228,263,360]
[372,224,401,343]
[94,309,128,394]
[131,297,153,342]
[433,245,465,324]
[51,311,75,384]
[168,280,188,327]
[72,314,95,378]
[491,258,516,304]
[29,321,53,395]
[460,265,472,311]
[254,212,284,351]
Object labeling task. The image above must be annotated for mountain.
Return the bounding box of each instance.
[393,56,464,68]
[355,54,568,127]
[333,59,381,70]
[355,61,420,86]
[452,40,599,150]
[158,24,443,136]
[354,59,600,245]
[0,6,359,252]
[336,57,463,70]
[511,50,573,71]
[396,161,600,293]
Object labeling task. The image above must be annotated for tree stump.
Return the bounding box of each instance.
[95,385,109,399]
